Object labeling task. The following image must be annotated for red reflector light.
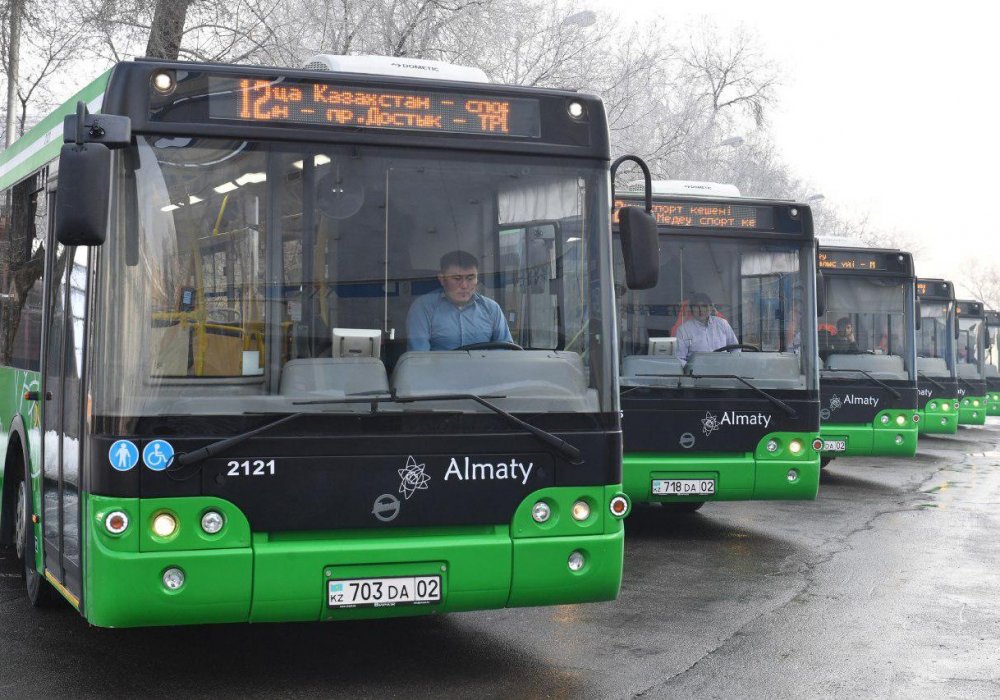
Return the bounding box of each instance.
[812,438,823,451]
[609,495,629,517]
[105,510,129,535]
[912,414,920,422]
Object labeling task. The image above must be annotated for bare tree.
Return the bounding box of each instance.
[962,259,1000,310]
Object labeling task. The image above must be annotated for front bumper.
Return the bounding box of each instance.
[83,488,625,628]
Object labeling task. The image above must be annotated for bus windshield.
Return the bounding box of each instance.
[819,276,913,380]
[957,317,985,379]
[988,318,1000,377]
[92,136,613,417]
[917,300,955,377]
[619,237,816,391]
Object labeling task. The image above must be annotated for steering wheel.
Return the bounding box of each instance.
[455,341,524,351]
[714,343,760,352]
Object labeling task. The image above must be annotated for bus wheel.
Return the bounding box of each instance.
[820,456,833,469]
[662,501,705,514]
[15,475,57,607]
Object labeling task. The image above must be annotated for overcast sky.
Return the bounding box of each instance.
[599,0,999,291]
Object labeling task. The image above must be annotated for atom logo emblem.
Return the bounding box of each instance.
[701,411,720,436]
[829,394,842,412]
[398,455,431,499]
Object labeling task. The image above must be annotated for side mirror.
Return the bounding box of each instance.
[816,270,827,317]
[619,207,659,289]
[914,299,922,331]
[611,154,659,290]
[55,142,112,246]
[54,101,131,247]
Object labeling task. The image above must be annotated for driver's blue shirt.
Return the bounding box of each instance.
[406,290,513,351]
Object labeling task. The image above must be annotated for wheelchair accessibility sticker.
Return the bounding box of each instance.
[109,440,139,472]
[143,440,174,471]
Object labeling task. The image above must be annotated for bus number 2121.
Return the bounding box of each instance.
[226,459,276,476]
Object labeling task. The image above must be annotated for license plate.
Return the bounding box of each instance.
[651,479,716,496]
[823,439,847,452]
[327,575,441,608]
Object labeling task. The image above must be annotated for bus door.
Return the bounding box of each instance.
[40,224,88,602]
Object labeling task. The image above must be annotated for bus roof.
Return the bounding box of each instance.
[0,69,111,191]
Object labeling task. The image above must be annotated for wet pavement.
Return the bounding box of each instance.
[2,422,999,698]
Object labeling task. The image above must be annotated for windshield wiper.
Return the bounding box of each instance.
[917,372,947,392]
[170,393,407,471]
[171,412,305,470]
[373,392,583,464]
[821,368,902,399]
[689,374,798,418]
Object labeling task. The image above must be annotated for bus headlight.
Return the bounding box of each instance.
[567,551,586,572]
[895,435,904,445]
[531,501,551,523]
[766,439,779,453]
[929,402,937,410]
[895,415,906,426]
[942,402,950,411]
[786,469,798,482]
[152,512,178,538]
[789,439,803,455]
[571,500,591,522]
[567,101,585,119]
[880,415,890,424]
[151,70,176,95]
[201,511,224,534]
[973,399,980,407]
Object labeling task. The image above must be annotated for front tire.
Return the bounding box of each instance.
[15,477,57,607]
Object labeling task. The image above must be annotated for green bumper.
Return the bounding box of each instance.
[820,410,919,457]
[623,432,820,503]
[918,398,959,434]
[958,396,988,425]
[82,487,625,628]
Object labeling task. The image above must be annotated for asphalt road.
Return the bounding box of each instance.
[2,422,999,698]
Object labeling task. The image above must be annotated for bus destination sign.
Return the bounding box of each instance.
[818,251,887,271]
[207,77,542,138]
[614,200,775,230]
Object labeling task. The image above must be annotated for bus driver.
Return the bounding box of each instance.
[406,250,513,351]
[675,292,740,362]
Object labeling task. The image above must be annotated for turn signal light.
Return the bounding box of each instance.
[609,495,630,518]
[105,510,129,535]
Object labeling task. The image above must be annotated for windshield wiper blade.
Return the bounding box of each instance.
[689,374,798,418]
[821,368,902,399]
[171,412,304,470]
[917,372,947,392]
[301,391,582,463]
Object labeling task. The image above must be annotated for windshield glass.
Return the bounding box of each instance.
[618,236,816,391]
[818,275,914,380]
[957,316,985,380]
[92,137,614,416]
[917,300,955,377]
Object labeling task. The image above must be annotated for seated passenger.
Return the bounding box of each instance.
[406,250,513,351]
[675,292,739,362]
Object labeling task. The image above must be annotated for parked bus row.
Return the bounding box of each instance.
[0,55,994,628]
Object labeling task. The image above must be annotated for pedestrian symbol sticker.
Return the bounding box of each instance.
[109,440,139,472]
[143,440,174,471]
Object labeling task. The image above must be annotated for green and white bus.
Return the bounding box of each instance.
[614,182,821,512]
[955,299,988,425]
[0,55,656,627]
[985,309,1000,416]
[915,279,960,434]
[816,242,919,463]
